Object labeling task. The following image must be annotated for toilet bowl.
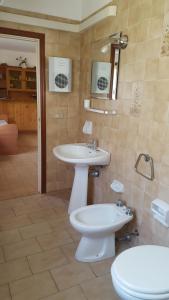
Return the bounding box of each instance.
[111,245,169,300]
[69,203,133,262]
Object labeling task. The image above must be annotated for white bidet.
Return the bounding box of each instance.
[69,203,133,262]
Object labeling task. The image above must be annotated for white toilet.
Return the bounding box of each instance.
[69,203,133,262]
[111,245,169,300]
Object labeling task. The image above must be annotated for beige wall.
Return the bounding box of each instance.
[0,20,80,192]
[80,0,169,245]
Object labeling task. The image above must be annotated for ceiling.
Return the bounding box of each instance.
[0,37,36,52]
[1,0,112,21]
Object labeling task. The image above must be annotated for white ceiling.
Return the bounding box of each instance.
[0,37,36,52]
[1,0,112,20]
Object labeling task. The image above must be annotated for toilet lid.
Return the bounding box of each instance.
[112,245,169,295]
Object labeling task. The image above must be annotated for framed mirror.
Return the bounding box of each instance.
[91,32,128,100]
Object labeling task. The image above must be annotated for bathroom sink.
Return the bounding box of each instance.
[53,143,111,214]
[53,143,110,166]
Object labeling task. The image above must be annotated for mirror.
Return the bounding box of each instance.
[91,32,128,100]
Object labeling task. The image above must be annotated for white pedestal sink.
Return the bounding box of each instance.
[53,143,110,213]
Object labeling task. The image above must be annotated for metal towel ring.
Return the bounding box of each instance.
[135,153,154,181]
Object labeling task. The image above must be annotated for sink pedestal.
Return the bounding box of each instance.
[68,165,89,214]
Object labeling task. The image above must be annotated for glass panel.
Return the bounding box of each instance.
[25,71,36,90]
[9,70,22,89]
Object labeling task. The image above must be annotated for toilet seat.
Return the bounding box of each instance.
[112,270,169,300]
[111,245,169,300]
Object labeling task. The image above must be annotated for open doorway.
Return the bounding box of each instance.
[0,27,46,200]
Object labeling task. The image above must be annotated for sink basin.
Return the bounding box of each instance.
[53,143,110,165]
[53,143,111,214]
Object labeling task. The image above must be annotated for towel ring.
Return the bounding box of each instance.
[135,153,154,181]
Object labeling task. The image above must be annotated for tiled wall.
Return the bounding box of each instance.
[0,20,80,192]
[80,0,169,245]
[1,0,169,246]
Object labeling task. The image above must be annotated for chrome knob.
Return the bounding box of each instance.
[116,199,125,207]
[125,207,133,216]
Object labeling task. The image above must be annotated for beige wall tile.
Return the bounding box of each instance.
[10,272,57,300]
[158,58,169,79]
[51,261,95,290]
[4,239,41,261]
[145,59,159,80]
[148,17,163,39]
[0,258,31,285]
[152,0,165,17]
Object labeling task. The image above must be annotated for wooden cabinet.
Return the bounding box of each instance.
[7,68,22,91]
[25,70,36,91]
[0,66,8,99]
[0,97,37,132]
[7,67,36,92]
[0,65,37,132]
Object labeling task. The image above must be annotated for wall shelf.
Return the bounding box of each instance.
[85,107,117,116]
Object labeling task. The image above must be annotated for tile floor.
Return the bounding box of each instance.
[0,191,121,300]
[0,133,37,201]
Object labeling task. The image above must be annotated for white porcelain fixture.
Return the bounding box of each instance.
[69,203,133,262]
[53,143,110,213]
[111,245,169,300]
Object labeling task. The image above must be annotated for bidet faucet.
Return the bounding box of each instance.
[125,207,133,216]
[87,139,98,150]
[116,199,125,207]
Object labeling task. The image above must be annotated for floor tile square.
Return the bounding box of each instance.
[4,238,41,260]
[0,215,31,231]
[89,257,114,277]
[42,286,86,300]
[10,271,57,300]
[37,229,72,250]
[28,208,57,223]
[0,284,11,300]
[0,258,31,285]
[80,274,120,300]
[28,247,68,273]
[0,229,21,246]
[0,246,4,263]
[19,222,52,239]
[67,227,81,242]
[51,261,95,290]
[60,242,77,262]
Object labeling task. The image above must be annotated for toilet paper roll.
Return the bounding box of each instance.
[110,180,124,193]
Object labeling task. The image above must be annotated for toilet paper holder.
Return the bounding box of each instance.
[135,153,154,181]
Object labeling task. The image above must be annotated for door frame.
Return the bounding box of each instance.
[0,27,46,193]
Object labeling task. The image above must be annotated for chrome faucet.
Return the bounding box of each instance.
[87,139,98,150]
[116,199,125,207]
[125,207,133,216]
